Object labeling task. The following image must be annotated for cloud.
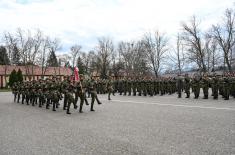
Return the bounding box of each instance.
[0,0,233,52]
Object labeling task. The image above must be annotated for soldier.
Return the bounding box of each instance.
[137,78,142,96]
[74,81,81,107]
[89,77,102,111]
[21,82,26,104]
[31,87,36,106]
[74,81,85,113]
[211,75,219,99]
[127,77,132,96]
[102,79,107,94]
[154,78,159,95]
[171,78,177,94]
[223,77,230,100]
[159,78,164,96]
[16,82,21,103]
[25,82,31,105]
[61,76,70,110]
[142,78,147,96]
[123,78,127,96]
[184,74,191,98]
[96,79,101,94]
[113,78,118,94]
[148,77,154,96]
[75,75,89,113]
[132,78,137,96]
[219,76,224,97]
[11,82,18,102]
[80,75,89,104]
[231,77,235,98]
[107,76,114,100]
[201,74,209,99]
[192,75,200,99]
[176,74,183,98]
[86,78,91,98]
[118,78,123,95]
[51,90,62,111]
[66,82,76,114]
[38,88,45,107]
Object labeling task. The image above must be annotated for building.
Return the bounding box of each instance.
[0,65,72,88]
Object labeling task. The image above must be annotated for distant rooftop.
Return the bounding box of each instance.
[0,65,72,76]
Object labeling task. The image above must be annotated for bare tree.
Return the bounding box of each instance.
[87,50,99,76]
[132,41,149,76]
[47,38,61,74]
[15,28,36,80]
[70,44,82,69]
[2,32,18,84]
[3,32,17,64]
[181,16,207,73]
[118,41,136,76]
[212,9,235,72]
[168,33,185,74]
[38,36,50,77]
[35,35,61,78]
[142,30,168,77]
[96,37,114,79]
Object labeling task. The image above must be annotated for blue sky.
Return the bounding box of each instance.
[0,0,233,53]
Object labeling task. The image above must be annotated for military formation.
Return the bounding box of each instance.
[11,73,235,115]
[95,73,235,101]
[11,75,102,114]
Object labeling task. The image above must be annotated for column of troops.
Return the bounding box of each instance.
[11,75,102,114]
[10,73,235,115]
[98,74,235,100]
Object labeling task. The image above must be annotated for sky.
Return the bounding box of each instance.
[0,0,233,53]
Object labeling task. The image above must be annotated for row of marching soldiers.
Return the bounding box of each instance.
[97,77,177,96]
[11,75,102,114]
[102,74,235,100]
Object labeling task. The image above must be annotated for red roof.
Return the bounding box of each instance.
[0,65,72,76]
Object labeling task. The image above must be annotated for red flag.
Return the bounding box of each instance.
[74,67,80,81]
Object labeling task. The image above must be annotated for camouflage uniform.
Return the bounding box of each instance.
[223,77,230,100]
[107,77,114,100]
[211,76,219,99]
[184,75,191,98]
[66,83,76,114]
[192,77,200,99]
[89,78,102,111]
[176,75,183,98]
[201,76,209,99]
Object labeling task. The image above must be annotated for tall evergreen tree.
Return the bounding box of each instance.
[8,69,17,87]
[77,56,85,74]
[0,46,10,65]
[17,69,23,82]
[47,50,59,67]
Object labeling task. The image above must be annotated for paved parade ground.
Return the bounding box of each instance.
[0,92,235,155]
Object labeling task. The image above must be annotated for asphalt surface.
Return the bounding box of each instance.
[0,92,235,155]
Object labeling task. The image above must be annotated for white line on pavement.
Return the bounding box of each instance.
[102,99,235,111]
